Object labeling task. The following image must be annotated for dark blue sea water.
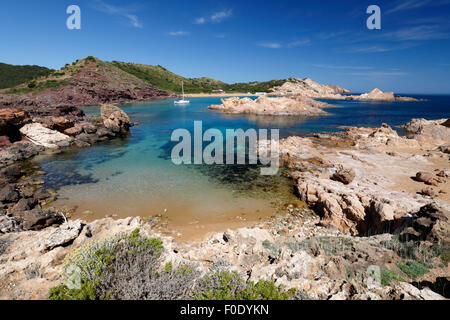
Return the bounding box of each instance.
[31,95,449,235]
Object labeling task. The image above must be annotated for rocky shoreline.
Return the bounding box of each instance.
[0,66,448,300]
[0,103,136,233]
[0,117,448,300]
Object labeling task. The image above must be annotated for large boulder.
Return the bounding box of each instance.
[402,118,450,144]
[100,104,132,135]
[0,108,30,146]
[0,185,19,203]
[400,203,450,245]
[12,207,62,231]
[0,141,44,165]
[331,166,355,185]
[38,220,83,252]
[0,214,19,234]
[19,123,73,148]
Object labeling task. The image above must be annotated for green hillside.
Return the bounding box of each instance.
[1,57,288,95]
[110,61,226,93]
[0,63,53,89]
[110,61,287,94]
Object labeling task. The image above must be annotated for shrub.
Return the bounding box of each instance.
[397,261,429,280]
[380,237,441,267]
[194,271,296,300]
[48,229,196,300]
[381,269,404,286]
[48,281,97,300]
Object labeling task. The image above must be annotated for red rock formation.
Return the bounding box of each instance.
[0,58,172,111]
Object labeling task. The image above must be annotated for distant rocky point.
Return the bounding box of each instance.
[270,79,419,102]
[270,78,351,98]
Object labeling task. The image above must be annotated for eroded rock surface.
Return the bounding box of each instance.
[20,123,73,148]
[100,104,133,134]
[268,120,450,235]
[270,79,417,102]
[0,216,447,300]
[208,95,331,116]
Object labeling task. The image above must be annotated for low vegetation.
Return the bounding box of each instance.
[0,62,53,89]
[5,79,69,94]
[48,229,297,300]
[286,236,353,256]
[111,61,287,94]
[380,236,449,268]
[1,56,288,95]
[397,261,429,281]
[194,271,297,300]
[380,269,404,286]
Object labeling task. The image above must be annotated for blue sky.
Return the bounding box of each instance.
[0,0,449,93]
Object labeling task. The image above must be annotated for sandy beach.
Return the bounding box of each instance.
[184,92,258,98]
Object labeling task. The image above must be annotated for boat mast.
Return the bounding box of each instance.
[182,81,184,100]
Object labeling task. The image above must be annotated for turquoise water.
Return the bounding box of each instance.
[31,95,449,237]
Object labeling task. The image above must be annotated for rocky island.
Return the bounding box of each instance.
[208,95,332,116]
[208,78,420,117]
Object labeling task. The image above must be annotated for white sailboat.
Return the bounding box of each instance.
[174,81,190,104]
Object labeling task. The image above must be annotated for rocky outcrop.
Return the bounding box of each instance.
[0,109,31,148]
[0,216,446,300]
[0,142,43,165]
[0,214,19,233]
[350,88,394,101]
[270,80,418,102]
[402,118,450,145]
[270,120,450,235]
[400,203,450,245]
[19,123,73,148]
[100,104,133,134]
[208,95,331,116]
[330,166,355,185]
[270,78,350,98]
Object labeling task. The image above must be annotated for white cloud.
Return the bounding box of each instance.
[386,0,450,14]
[257,42,283,49]
[386,0,432,14]
[348,71,408,77]
[287,39,311,47]
[381,25,449,41]
[168,31,190,36]
[349,42,418,53]
[211,9,233,23]
[316,31,349,40]
[258,39,310,49]
[94,0,143,28]
[195,9,233,24]
[194,17,206,25]
[312,64,373,70]
[125,14,143,28]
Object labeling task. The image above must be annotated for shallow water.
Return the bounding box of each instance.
[31,95,450,239]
